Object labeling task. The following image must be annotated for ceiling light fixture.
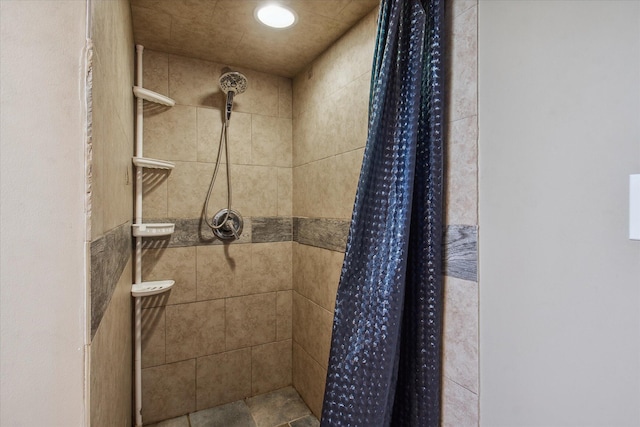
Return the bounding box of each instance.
[255,4,297,29]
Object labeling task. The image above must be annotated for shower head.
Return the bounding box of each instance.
[219,71,248,95]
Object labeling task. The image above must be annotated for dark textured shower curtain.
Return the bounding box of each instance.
[320,0,445,426]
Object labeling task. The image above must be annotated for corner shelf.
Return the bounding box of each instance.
[133,86,175,107]
[131,280,175,298]
[133,157,175,170]
[132,223,175,237]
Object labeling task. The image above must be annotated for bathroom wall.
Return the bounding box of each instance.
[479,1,640,425]
[0,1,88,425]
[291,9,376,417]
[442,1,479,426]
[88,0,135,425]
[291,1,480,422]
[139,50,294,424]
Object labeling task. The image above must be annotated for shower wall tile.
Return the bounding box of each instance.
[233,165,279,217]
[277,290,293,340]
[293,217,350,253]
[251,340,293,395]
[142,359,196,424]
[448,4,478,122]
[277,168,293,216]
[168,54,224,108]
[292,292,333,368]
[251,115,292,167]
[248,242,292,292]
[226,293,277,350]
[233,68,280,117]
[196,243,250,300]
[293,149,363,219]
[142,306,166,368]
[453,0,477,18]
[293,243,342,313]
[142,49,169,95]
[142,246,197,307]
[292,342,326,419]
[90,260,132,427]
[442,377,479,427]
[278,78,293,119]
[144,105,197,161]
[292,9,377,119]
[90,1,134,424]
[446,115,478,225]
[142,168,170,218]
[292,102,334,166]
[140,46,293,424]
[167,161,221,219]
[165,299,225,363]
[252,216,293,243]
[197,107,252,165]
[196,348,252,410]
[443,276,479,394]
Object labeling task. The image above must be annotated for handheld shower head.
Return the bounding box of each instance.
[219,70,247,121]
[219,71,248,95]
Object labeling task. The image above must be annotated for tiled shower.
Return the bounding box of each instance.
[89,1,479,426]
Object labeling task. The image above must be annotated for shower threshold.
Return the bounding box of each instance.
[146,386,319,427]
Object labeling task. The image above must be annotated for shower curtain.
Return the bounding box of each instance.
[321,0,445,426]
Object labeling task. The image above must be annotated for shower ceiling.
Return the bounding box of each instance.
[130,0,380,78]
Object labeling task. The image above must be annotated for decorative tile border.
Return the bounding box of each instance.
[293,217,350,252]
[443,225,478,282]
[138,216,477,281]
[90,221,131,339]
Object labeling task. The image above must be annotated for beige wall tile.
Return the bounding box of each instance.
[142,169,169,218]
[167,161,227,219]
[144,105,197,162]
[443,276,478,394]
[278,78,293,119]
[292,101,333,167]
[292,292,333,368]
[292,342,326,419]
[90,261,132,427]
[293,149,363,219]
[277,167,292,217]
[142,359,196,424]
[330,72,370,155]
[168,54,224,108]
[448,5,478,122]
[233,165,278,217]
[196,348,252,410]
[246,242,292,293]
[233,68,279,117]
[142,246,196,306]
[293,244,342,312]
[251,115,292,167]
[165,299,225,363]
[446,116,478,225]
[277,290,293,340]
[251,340,292,395]
[226,293,276,350]
[453,0,477,18]
[142,306,166,368]
[196,243,250,300]
[442,377,479,427]
[197,107,252,165]
[142,49,169,95]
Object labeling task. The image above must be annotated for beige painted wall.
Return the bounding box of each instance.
[139,51,294,424]
[0,1,88,425]
[88,0,135,425]
[479,1,640,425]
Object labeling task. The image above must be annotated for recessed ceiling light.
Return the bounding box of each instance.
[255,4,297,29]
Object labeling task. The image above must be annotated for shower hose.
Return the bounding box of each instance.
[203,109,235,235]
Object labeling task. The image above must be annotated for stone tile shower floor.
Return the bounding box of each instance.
[147,387,320,427]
